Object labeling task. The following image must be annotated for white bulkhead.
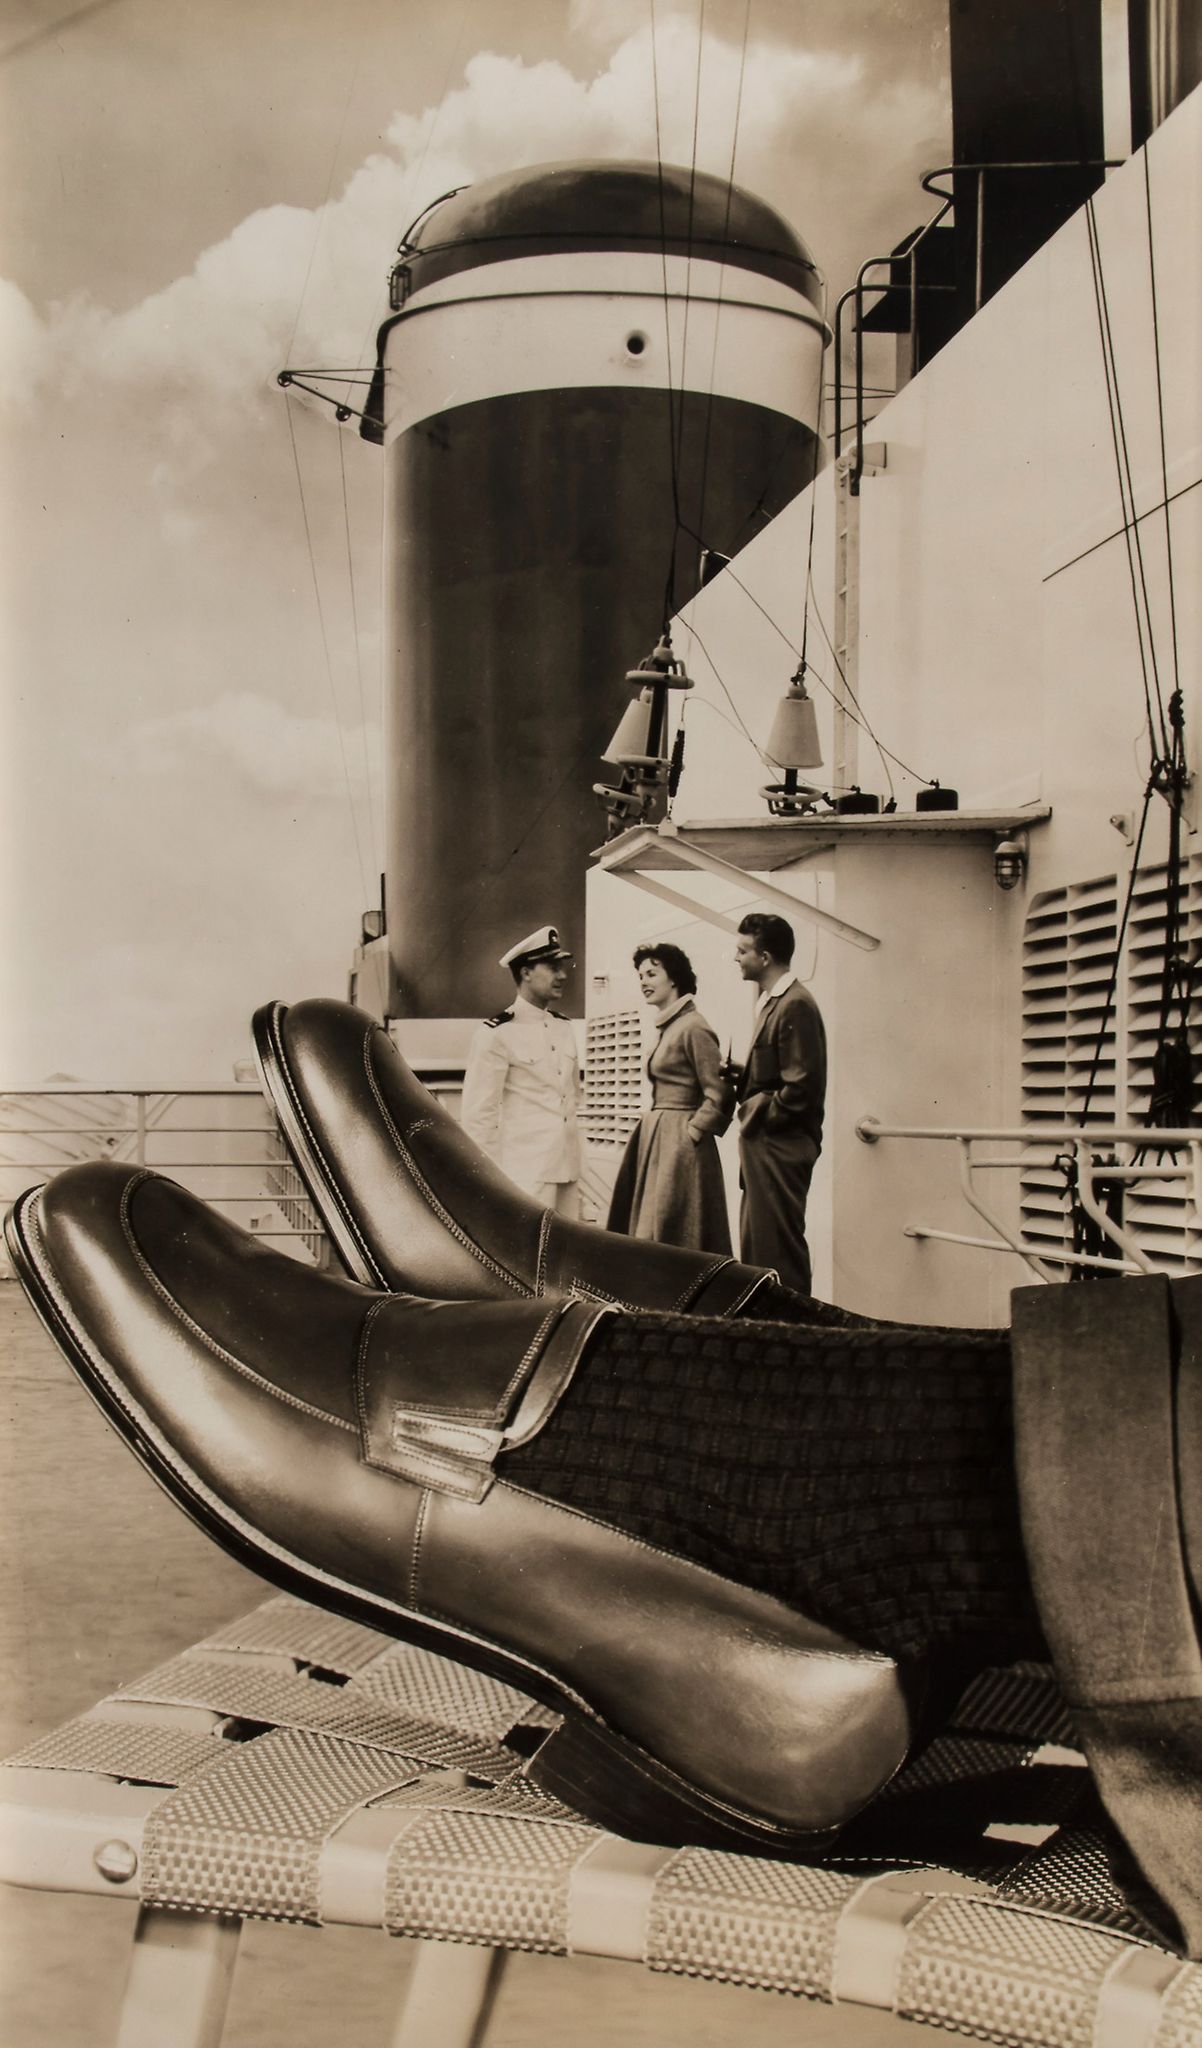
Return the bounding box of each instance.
[584,91,1202,1326]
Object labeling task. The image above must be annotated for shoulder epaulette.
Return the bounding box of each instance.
[483,1008,514,1029]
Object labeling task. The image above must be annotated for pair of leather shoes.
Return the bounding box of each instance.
[5,1000,920,1856]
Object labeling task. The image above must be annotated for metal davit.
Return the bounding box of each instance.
[363,160,829,1024]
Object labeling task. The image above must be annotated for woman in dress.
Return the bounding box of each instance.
[606,941,734,1253]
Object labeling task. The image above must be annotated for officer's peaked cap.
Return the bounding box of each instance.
[499,925,573,971]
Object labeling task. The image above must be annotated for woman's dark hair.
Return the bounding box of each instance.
[632,942,697,997]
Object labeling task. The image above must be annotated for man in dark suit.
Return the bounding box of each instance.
[734,912,826,1295]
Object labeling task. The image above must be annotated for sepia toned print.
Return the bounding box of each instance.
[3,3,1202,2042]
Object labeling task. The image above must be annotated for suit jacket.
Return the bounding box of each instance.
[736,979,825,1161]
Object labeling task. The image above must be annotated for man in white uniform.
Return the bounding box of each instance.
[460,926,582,1217]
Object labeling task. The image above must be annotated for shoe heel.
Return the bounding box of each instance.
[526,1713,837,1858]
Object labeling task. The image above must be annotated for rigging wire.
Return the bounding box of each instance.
[679,617,767,759]
[803,566,904,799]
[711,552,932,790]
[1046,0,1193,1210]
[649,0,683,626]
[683,600,912,799]
[283,399,372,906]
[677,0,708,498]
[1084,195,1169,760]
[792,276,829,688]
[1142,149,1182,710]
[695,0,752,546]
[337,427,379,877]
[1140,148,1195,1139]
[1074,165,1193,1158]
[342,0,478,413]
[1077,777,1155,1128]
[322,0,481,903]
[285,43,366,368]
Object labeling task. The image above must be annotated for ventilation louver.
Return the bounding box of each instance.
[1021,861,1202,1273]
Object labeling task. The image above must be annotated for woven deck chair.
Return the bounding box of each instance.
[3,1594,1200,2048]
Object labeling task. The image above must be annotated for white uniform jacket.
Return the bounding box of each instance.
[460,993,582,1189]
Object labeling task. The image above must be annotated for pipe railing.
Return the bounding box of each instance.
[855,1117,1202,1281]
[833,159,1123,490]
[0,1089,329,1261]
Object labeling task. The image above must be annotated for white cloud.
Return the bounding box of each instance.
[125,689,380,802]
[4,19,946,1081]
[0,276,46,401]
[1,21,946,425]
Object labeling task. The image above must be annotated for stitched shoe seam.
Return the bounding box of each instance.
[364,1035,533,1295]
[353,1294,391,1446]
[567,1277,641,1311]
[269,1004,385,1286]
[505,1304,615,1450]
[117,1173,356,1433]
[408,1487,430,1607]
[496,1303,566,1415]
[675,1256,732,1313]
[721,1269,777,1315]
[535,1209,551,1295]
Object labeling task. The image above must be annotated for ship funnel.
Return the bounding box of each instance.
[361,158,829,1024]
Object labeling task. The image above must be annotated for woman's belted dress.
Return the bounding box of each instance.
[606,996,733,1254]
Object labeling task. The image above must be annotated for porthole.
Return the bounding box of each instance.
[624,331,648,357]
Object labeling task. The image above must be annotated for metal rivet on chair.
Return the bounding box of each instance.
[94,1838,139,1884]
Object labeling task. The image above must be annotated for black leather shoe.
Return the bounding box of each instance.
[252,997,776,1315]
[7,1162,920,1856]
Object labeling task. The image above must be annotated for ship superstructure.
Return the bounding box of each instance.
[314,1,1202,1324]
[584,81,1202,1325]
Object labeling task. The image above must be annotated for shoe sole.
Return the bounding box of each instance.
[5,1186,842,1860]
[252,1001,386,1288]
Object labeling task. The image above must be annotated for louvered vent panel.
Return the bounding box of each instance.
[1021,860,1202,1274]
[1122,858,1202,1271]
[581,1011,645,1147]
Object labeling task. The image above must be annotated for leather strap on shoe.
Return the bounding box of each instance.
[356,1293,611,1504]
[541,1211,777,1318]
[1011,1277,1202,1956]
[687,1260,778,1318]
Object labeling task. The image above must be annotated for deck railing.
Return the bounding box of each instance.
[856,1117,1202,1281]
[0,1089,329,1268]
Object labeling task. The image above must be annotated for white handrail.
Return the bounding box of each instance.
[0,1090,327,1258]
[856,1117,1202,1281]
[857,1119,1201,1144]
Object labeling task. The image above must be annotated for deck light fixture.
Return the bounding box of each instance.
[760,662,825,816]
[993,830,1029,890]
[595,629,695,837]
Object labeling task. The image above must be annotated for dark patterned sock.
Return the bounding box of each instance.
[739,1279,997,1337]
[739,1279,891,1327]
[500,1309,1042,1669]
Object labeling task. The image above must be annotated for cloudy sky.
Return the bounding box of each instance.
[1,0,949,1084]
